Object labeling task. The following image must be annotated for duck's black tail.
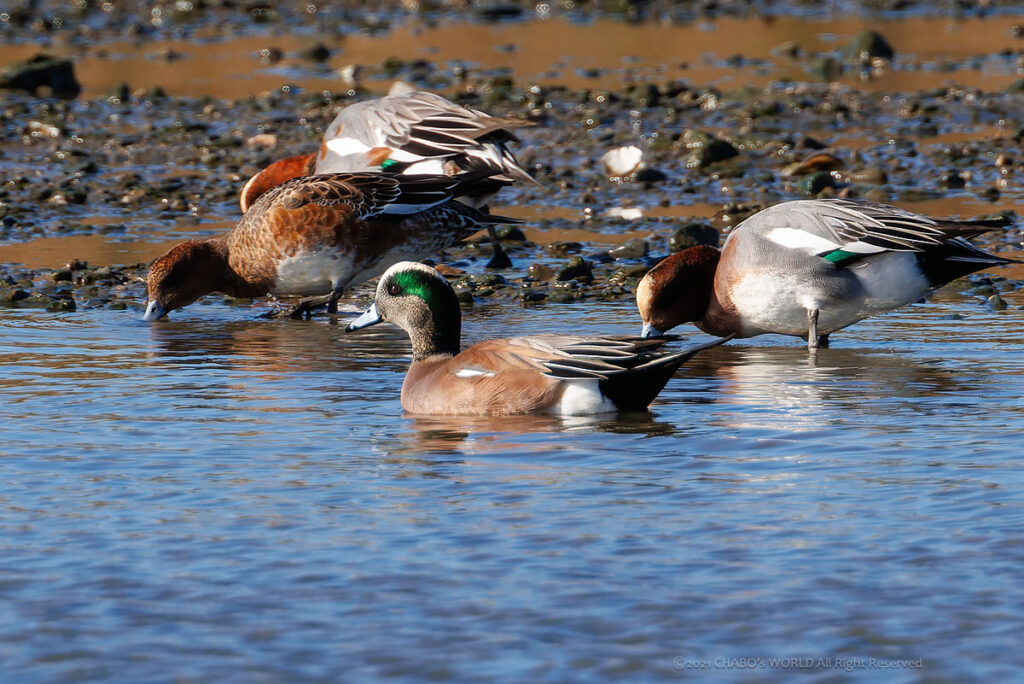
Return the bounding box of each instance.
[599,336,732,412]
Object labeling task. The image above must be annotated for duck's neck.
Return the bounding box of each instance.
[199,239,265,298]
[640,245,721,331]
[408,300,462,361]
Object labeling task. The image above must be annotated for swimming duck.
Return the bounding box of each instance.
[636,198,1016,349]
[240,91,535,268]
[345,261,729,416]
[144,172,514,321]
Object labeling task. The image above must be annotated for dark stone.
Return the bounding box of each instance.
[555,257,593,283]
[635,168,667,183]
[0,54,81,98]
[495,225,526,241]
[546,241,584,256]
[670,222,720,251]
[301,43,332,62]
[844,30,895,61]
[527,263,556,281]
[800,171,838,195]
[609,238,649,259]
[940,171,966,189]
[684,130,739,168]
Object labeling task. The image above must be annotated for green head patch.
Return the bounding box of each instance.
[384,267,462,355]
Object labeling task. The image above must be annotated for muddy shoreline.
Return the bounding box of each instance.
[2,5,1023,316]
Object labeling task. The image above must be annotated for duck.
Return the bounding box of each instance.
[344,261,729,416]
[143,172,515,321]
[635,198,1017,349]
[239,90,536,269]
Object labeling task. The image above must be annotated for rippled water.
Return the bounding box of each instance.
[2,288,1023,681]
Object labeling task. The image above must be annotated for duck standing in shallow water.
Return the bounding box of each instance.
[636,199,1017,349]
[144,172,515,321]
[345,262,729,416]
[240,91,536,268]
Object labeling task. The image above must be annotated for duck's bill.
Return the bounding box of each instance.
[142,300,168,321]
[345,303,383,332]
[640,322,664,339]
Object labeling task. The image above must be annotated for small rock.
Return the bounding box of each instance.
[246,134,278,149]
[601,145,643,177]
[988,294,1008,310]
[609,238,648,259]
[782,153,845,177]
[800,171,838,195]
[670,221,720,251]
[811,57,842,82]
[635,168,667,183]
[300,43,331,62]
[555,257,593,283]
[434,264,466,277]
[495,225,526,241]
[609,265,651,283]
[528,263,556,281]
[66,259,88,271]
[546,241,584,256]
[844,30,895,62]
[940,171,966,189]
[851,168,888,185]
[771,41,801,58]
[683,130,738,168]
[604,206,644,221]
[51,268,73,282]
[0,54,81,98]
[995,154,1013,168]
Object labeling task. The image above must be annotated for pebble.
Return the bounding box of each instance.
[670,222,720,251]
[555,257,593,283]
[608,238,648,259]
[601,145,643,177]
[527,263,556,282]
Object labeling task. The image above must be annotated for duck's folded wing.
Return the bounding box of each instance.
[756,198,950,254]
[272,172,470,218]
[455,336,677,380]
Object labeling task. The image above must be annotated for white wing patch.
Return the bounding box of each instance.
[325,136,372,158]
[766,227,888,255]
[454,368,496,378]
[766,227,839,252]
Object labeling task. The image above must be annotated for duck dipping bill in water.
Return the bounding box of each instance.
[239,90,536,268]
[345,262,730,416]
[636,199,1018,349]
[143,172,517,321]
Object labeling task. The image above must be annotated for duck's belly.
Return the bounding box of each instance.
[729,253,928,336]
[273,248,357,295]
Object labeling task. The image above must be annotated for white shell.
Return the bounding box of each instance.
[603,206,644,221]
[601,145,643,177]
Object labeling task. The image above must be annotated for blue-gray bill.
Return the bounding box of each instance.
[640,322,664,339]
[143,300,168,322]
[345,303,383,332]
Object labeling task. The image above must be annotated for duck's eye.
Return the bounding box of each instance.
[388,283,402,296]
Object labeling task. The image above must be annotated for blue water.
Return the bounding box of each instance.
[1,291,1022,682]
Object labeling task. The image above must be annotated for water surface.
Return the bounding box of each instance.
[2,290,1023,681]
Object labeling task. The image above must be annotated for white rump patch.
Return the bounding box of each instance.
[552,380,617,416]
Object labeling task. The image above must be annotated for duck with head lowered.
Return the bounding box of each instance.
[345,262,729,416]
[239,90,536,269]
[636,198,1017,349]
[144,171,515,321]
